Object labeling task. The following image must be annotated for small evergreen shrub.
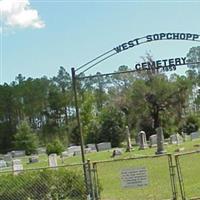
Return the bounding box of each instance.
[46,139,64,155]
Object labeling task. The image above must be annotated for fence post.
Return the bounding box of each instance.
[174,155,186,200]
[168,154,177,200]
[87,159,95,200]
[92,162,101,200]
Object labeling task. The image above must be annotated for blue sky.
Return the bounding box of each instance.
[1,0,200,84]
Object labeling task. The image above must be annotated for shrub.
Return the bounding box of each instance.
[0,168,86,200]
[14,120,38,155]
[46,139,64,155]
[182,114,199,134]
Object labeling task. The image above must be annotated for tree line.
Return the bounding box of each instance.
[0,47,200,154]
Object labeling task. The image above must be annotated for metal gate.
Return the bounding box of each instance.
[175,150,200,200]
[92,154,177,200]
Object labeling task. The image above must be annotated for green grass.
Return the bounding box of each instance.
[5,139,200,169]
[94,156,172,200]
[2,139,200,199]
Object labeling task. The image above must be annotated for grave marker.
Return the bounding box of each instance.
[149,135,157,147]
[48,154,58,168]
[97,142,111,151]
[12,159,23,175]
[156,127,166,155]
[191,132,200,140]
[125,126,132,152]
[138,131,148,150]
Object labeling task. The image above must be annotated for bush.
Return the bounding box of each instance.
[0,168,86,200]
[182,114,200,134]
[14,120,38,155]
[46,139,64,155]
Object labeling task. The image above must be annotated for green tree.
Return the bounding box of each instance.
[0,84,19,153]
[187,46,200,73]
[98,106,126,147]
[52,66,72,126]
[14,120,38,155]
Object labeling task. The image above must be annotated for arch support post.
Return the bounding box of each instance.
[71,67,89,194]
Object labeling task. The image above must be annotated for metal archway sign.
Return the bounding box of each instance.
[114,32,200,53]
[75,32,200,75]
[70,32,200,198]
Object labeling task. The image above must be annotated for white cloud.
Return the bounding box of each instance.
[0,0,45,29]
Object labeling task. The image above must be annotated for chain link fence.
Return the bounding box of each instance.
[175,150,200,200]
[2,152,200,200]
[0,163,88,200]
[92,154,176,200]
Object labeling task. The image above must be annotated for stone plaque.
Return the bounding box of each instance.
[121,167,148,188]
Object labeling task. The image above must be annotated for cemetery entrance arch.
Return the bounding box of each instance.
[70,32,200,198]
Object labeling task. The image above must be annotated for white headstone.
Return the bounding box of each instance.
[170,134,183,144]
[12,159,23,175]
[125,126,132,152]
[138,131,148,150]
[170,134,177,144]
[149,135,157,147]
[97,142,111,151]
[48,154,58,168]
[0,160,7,168]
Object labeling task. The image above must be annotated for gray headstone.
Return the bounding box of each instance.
[11,150,25,158]
[156,127,166,155]
[67,146,81,156]
[111,148,123,157]
[37,147,46,154]
[87,144,97,152]
[138,131,148,150]
[29,155,39,163]
[84,148,92,154]
[191,132,200,140]
[61,151,69,157]
[3,154,12,167]
[97,142,111,151]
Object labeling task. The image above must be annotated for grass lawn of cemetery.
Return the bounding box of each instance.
[1,138,200,199]
[11,138,200,168]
